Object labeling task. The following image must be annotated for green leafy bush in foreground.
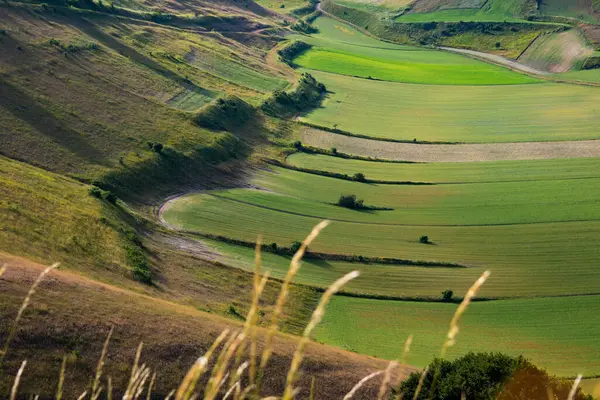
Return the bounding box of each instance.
[395,352,592,400]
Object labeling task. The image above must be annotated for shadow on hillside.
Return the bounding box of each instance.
[0,78,106,164]
[74,17,214,98]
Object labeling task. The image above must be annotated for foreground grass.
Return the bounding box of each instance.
[315,294,600,377]
[299,70,600,143]
[286,153,600,183]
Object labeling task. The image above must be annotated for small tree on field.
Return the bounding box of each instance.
[292,141,303,150]
[331,147,337,154]
[353,172,366,182]
[419,235,429,244]
[442,289,453,302]
[152,143,163,153]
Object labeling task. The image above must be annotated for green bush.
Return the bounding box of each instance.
[353,172,366,182]
[290,241,303,253]
[394,353,593,400]
[88,186,103,198]
[441,289,453,302]
[419,235,429,244]
[337,194,363,209]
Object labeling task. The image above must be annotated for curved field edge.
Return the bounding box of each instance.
[314,294,600,377]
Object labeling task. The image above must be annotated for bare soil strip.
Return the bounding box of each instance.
[301,127,600,162]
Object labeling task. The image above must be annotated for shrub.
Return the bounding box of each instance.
[103,191,118,204]
[290,241,303,253]
[152,143,163,153]
[442,289,453,302]
[337,194,359,209]
[331,147,337,154]
[394,353,593,400]
[352,172,366,182]
[419,235,429,244]
[293,141,303,150]
[88,186,103,198]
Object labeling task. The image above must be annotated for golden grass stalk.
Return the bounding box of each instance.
[146,372,156,400]
[377,361,399,400]
[0,264,6,278]
[412,366,429,400]
[56,356,67,400]
[107,377,113,400]
[283,270,360,400]
[567,374,583,400]
[259,221,330,379]
[175,329,229,400]
[309,376,316,400]
[1,263,59,368]
[92,326,114,400]
[243,239,269,387]
[10,360,26,400]
[205,331,246,400]
[441,271,491,358]
[77,391,88,400]
[343,370,384,400]
[427,271,490,400]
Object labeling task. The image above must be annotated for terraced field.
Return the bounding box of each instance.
[286,153,600,182]
[396,0,531,22]
[299,71,600,143]
[160,11,600,379]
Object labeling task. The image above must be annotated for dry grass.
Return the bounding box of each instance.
[0,222,409,399]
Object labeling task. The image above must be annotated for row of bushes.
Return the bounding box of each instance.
[185,232,467,268]
[261,73,326,118]
[335,194,393,211]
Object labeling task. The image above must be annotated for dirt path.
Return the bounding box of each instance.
[302,128,600,162]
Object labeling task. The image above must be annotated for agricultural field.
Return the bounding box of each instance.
[314,295,600,376]
[298,70,600,143]
[538,0,600,24]
[293,17,541,84]
[332,0,413,12]
[518,30,595,72]
[396,0,532,22]
[286,153,600,183]
[161,166,600,299]
[254,0,312,14]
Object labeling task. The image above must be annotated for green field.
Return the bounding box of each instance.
[299,71,600,143]
[286,153,600,183]
[293,18,540,85]
[314,295,600,376]
[162,166,600,298]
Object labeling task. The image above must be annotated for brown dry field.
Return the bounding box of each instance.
[301,127,600,162]
[0,253,416,399]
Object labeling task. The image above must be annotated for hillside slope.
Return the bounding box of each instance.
[0,256,413,398]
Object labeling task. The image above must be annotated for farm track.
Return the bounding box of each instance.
[301,128,600,162]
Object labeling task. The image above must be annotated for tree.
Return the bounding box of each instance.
[331,147,337,154]
[353,173,366,182]
[419,235,429,244]
[152,143,163,153]
[394,353,593,400]
[495,41,501,48]
[442,289,453,302]
[337,194,358,209]
[292,140,302,150]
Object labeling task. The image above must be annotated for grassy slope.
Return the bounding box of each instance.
[397,0,531,22]
[0,258,402,398]
[299,71,600,143]
[539,0,599,24]
[293,17,540,85]
[254,0,311,14]
[286,153,600,183]
[518,29,594,72]
[315,294,600,376]
[161,167,600,298]
[0,5,286,182]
